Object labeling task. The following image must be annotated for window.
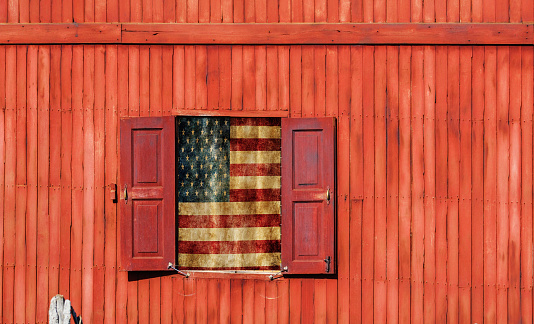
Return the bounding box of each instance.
[119,115,336,275]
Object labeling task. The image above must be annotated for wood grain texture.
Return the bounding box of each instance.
[1,38,534,323]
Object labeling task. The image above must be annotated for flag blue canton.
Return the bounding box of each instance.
[177,117,230,202]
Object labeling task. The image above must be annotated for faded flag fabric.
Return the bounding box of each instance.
[177,117,281,270]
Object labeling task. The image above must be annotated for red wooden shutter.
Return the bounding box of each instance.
[120,117,175,271]
[281,117,336,274]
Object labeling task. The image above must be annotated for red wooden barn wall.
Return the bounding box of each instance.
[1,0,534,324]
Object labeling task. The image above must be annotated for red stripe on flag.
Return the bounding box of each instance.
[230,138,281,151]
[230,163,281,176]
[178,240,281,254]
[178,214,281,228]
[230,189,281,202]
[231,117,281,126]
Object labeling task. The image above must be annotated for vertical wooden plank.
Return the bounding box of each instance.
[375,0,386,22]
[496,0,509,21]
[301,280,315,323]
[8,0,19,22]
[93,44,106,324]
[196,46,208,109]
[349,45,363,324]
[119,0,130,22]
[199,0,209,22]
[277,280,290,324]
[150,278,161,323]
[522,0,533,22]
[160,276,172,323]
[231,45,243,110]
[0,45,5,324]
[138,279,150,323]
[292,0,303,21]
[314,279,327,324]
[325,47,338,118]
[471,47,484,323]
[289,279,302,323]
[173,45,185,113]
[447,45,460,324]
[70,44,84,315]
[196,279,208,324]
[172,277,184,324]
[254,280,266,324]
[398,45,411,324]
[207,46,220,110]
[140,45,150,116]
[496,46,510,324]
[326,279,337,323]
[265,280,277,324]
[434,45,448,324]
[279,46,289,111]
[3,45,16,324]
[25,44,38,324]
[207,279,220,323]
[219,279,230,324]
[458,46,472,324]
[266,0,277,22]
[142,0,153,21]
[127,280,138,324]
[153,0,164,21]
[362,0,373,21]
[234,0,244,21]
[289,46,301,117]
[162,46,172,115]
[116,44,129,324]
[446,0,459,21]
[35,45,50,324]
[219,46,231,110]
[255,0,266,22]
[411,45,424,324]
[243,280,254,324]
[314,46,325,117]
[471,45,485,324]
[221,0,233,22]
[48,44,61,304]
[118,45,129,118]
[484,45,497,324]
[20,0,29,21]
[230,279,243,324]
[243,46,255,110]
[521,46,534,324]
[104,44,118,324]
[315,0,326,21]
[338,45,351,324]
[508,45,521,324]
[14,45,27,324]
[187,0,199,22]
[128,45,140,116]
[301,46,314,117]
[149,45,163,116]
[386,44,400,324]
[423,45,436,324]
[373,45,387,324]
[82,44,95,324]
[266,45,278,111]
[361,45,374,324]
[95,0,106,22]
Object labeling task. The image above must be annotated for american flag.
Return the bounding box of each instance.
[177,117,281,270]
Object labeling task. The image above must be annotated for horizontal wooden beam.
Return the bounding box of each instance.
[0,23,532,45]
[122,23,533,45]
[0,23,121,43]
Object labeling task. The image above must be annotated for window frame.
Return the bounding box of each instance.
[119,110,337,278]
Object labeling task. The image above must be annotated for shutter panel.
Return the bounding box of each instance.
[281,117,336,274]
[120,117,175,271]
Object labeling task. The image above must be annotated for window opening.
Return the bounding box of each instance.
[176,117,282,271]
